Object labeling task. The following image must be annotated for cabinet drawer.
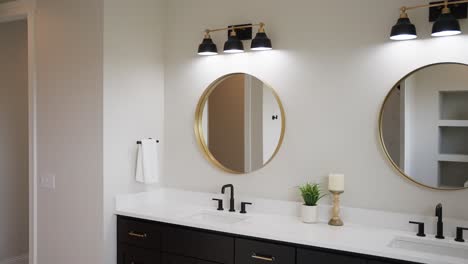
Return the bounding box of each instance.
[118,244,161,264]
[235,238,295,264]
[162,226,234,264]
[118,217,161,249]
[162,253,217,264]
[297,248,366,264]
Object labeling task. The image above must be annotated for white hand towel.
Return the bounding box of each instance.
[136,139,160,184]
[465,180,468,188]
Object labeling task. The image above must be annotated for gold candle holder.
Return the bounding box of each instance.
[328,190,344,226]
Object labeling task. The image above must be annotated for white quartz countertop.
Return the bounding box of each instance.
[115,189,468,264]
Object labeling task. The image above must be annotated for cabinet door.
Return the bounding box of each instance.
[297,248,366,264]
[162,226,234,264]
[118,244,160,264]
[162,253,216,264]
[118,216,161,250]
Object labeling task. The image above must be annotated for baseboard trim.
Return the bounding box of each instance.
[0,254,28,264]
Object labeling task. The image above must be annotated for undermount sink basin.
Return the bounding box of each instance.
[389,236,468,259]
[187,211,249,225]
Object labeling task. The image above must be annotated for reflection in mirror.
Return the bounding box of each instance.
[380,63,468,190]
[196,73,285,174]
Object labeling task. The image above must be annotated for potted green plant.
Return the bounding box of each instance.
[299,183,326,223]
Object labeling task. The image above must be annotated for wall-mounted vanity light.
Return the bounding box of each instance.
[390,0,467,40]
[198,23,272,55]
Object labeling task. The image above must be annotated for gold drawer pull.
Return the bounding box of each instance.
[128,231,147,239]
[251,253,275,262]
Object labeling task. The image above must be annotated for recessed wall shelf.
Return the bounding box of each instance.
[440,91,468,120]
[438,120,468,127]
[439,125,468,155]
[439,161,468,187]
[437,90,468,188]
[438,154,468,163]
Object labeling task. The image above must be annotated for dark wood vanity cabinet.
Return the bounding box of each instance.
[118,244,161,264]
[162,226,234,264]
[118,217,162,250]
[117,216,421,264]
[297,248,366,264]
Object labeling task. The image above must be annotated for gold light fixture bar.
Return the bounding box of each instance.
[401,0,468,12]
[205,23,265,34]
[391,0,466,40]
[198,22,272,55]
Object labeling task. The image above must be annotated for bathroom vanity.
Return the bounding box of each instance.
[115,189,468,264]
[117,215,416,264]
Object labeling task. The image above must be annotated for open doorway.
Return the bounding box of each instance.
[0,19,29,264]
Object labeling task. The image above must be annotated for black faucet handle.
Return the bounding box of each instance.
[240,202,252,214]
[436,203,443,216]
[455,227,468,242]
[409,221,426,237]
[212,198,224,211]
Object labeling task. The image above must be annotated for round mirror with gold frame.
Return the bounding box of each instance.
[195,73,286,174]
[379,63,468,190]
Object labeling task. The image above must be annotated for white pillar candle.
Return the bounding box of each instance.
[329,174,345,191]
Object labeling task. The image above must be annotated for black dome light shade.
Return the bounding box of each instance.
[223,30,244,53]
[251,24,272,50]
[198,32,218,56]
[390,11,417,40]
[432,7,461,37]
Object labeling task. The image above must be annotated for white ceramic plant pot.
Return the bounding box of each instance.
[301,205,318,223]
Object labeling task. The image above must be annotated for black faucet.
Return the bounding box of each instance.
[221,184,235,212]
[435,203,445,239]
[455,227,468,242]
[409,221,426,237]
[240,202,253,214]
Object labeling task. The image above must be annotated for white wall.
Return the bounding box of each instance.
[263,84,282,163]
[0,19,29,261]
[35,1,104,263]
[164,0,468,220]
[103,0,165,263]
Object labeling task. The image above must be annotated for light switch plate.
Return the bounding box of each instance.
[40,174,56,189]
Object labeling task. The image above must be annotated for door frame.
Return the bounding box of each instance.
[0,1,37,264]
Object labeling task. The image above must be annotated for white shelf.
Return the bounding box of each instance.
[438,154,468,163]
[438,120,468,127]
[440,91,468,120]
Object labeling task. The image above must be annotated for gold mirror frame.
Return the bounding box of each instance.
[378,62,468,191]
[194,73,286,174]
